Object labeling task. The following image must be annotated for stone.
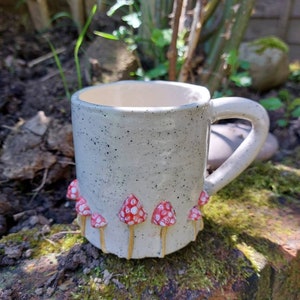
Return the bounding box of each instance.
[23,111,50,136]
[0,111,55,180]
[4,245,23,259]
[239,37,290,91]
[83,38,138,84]
[46,120,74,157]
[208,123,279,169]
[0,111,74,182]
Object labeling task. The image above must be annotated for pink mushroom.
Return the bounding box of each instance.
[91,213,108,254]
[75,197,91,236]
[151,201,176,257]
[66,179,80,200]
[118,194,147,259]
[198,190,210,211]
[188,206,203,241]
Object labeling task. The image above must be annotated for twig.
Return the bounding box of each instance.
[167,0,184,81]
[27,47,66,68]
[178,0,206,82]
[33,168,48,193]
[50,230,81,239]
[13,210,37,221]
[43,237,57,246]
[40,69,61,82]
[29,168,49,204]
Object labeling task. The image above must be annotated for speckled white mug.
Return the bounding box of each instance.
[71,81,269,259]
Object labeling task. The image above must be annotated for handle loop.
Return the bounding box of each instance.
[204,97,269,195]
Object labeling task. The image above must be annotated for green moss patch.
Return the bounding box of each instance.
[1,159,299,299]
[251,36,289,54]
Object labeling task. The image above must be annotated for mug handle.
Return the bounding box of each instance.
[204,97,270,195]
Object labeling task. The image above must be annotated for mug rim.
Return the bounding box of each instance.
[71,80,211,113]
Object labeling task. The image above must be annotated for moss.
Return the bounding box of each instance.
[69,221,251,299]
[273,253,300,299]
[206,161,300,233]
[0,224,84,258]
[205,160,299,273]
[2,160,299,299]
[32,225,84,257]
[251,36,289,54]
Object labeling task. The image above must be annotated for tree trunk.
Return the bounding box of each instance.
[138,0,173,66]
[201,0,256,94]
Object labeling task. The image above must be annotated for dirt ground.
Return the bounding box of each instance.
[0,7,300,300]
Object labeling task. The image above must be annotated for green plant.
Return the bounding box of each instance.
[47,4,97,99]
[94,10,185,80]
[259,89,300,127]
[94,0,140,48]
[226,50,252,88]
[213,49,252,98]
[47,39,71,99]
[74,4,97,89]
[289,61,300,83]
[95,0,255,87]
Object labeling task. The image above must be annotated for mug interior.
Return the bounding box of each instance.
[78,81,210,108]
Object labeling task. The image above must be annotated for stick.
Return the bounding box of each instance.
[28,47,66,68]
[178,0,205,82]
[167,0,184,81]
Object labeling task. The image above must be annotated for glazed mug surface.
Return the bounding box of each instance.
[70,81,269,259]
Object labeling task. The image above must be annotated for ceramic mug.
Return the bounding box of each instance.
[69,81,269,259]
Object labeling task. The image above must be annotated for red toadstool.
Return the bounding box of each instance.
[75,196,91,236]
[188,206,203,241]
[66,179,80,200]
[118,194,147,259]
[91,213,108,253]
[198,190,210,212]
[151,201,176,257]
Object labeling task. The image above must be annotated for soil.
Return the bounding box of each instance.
[0,8,299,300]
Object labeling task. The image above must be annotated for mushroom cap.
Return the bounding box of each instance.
[75,197,91,216]
[91,213,107,228]
[188,206,202,221]
[151,201,176,226]
[66,179,80,200]
[118,194,147,226]
[198,190,210,206]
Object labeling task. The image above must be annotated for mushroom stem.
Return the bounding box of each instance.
[199,205,205,214]
[192,219,204,241]
[80,215,87,236]
[193,221,197,241]
[160,227,168,258]
[199,218,204,232]
[128,225,134,260]
[99,228,107,253]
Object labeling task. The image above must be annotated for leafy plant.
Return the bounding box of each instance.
[47,4,97,98]
[226,50,252,88]
[289,61,300,83]
[259,89,300,127]
[213,50,252,98]
[95,26,185,80]
[94,1,140,52]
[74,4,97,89]
[47,39,71,99]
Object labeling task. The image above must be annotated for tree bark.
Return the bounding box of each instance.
[202,0,256,94]
[168,0,184,81]
[139,0,173,66]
